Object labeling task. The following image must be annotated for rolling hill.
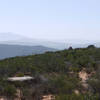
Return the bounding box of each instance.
[0,46,100,99]
[0,44,56,59]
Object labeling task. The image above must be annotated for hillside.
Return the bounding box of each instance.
[0,44,56,59]
[0,46,100,100]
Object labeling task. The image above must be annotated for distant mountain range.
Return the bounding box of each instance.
[0,32,100,59]
[0,33,66,50]
[0,33,58,59]
[1,32,100,50]
[0,44,57,59]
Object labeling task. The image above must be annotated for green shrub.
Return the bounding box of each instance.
[16,73,24,77]
[56,94,99,100]
[4,84,16,97]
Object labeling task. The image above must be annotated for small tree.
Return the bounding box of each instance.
[87,45,95,49]
[4,85,16,97]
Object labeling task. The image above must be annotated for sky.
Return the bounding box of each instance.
[0,0,100,42]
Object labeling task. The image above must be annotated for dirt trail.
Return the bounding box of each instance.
[79,69,89,92]
[79,70,88,82]
[0,98,7,100]
[14,89,22,100]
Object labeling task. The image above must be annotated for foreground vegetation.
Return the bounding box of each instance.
[0,45,100,99]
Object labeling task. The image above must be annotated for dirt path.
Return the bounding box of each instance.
[79,69,89,92]
[79,70,88,82]
[0,98,7,100]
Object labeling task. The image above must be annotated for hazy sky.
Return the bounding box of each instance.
[0,0,100,41]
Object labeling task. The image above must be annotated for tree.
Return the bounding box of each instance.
[87,45,95,49]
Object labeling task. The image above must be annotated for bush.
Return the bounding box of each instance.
[4,85,16,97]
[49,75,79,94]
[56,94,99,100]
[16,73,24,77]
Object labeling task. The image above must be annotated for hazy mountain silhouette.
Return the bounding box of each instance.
[0,33,99,50]
[0,44,57,59]
[0,33,66,49]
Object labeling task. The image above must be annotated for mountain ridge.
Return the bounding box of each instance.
[0,44,57,59]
